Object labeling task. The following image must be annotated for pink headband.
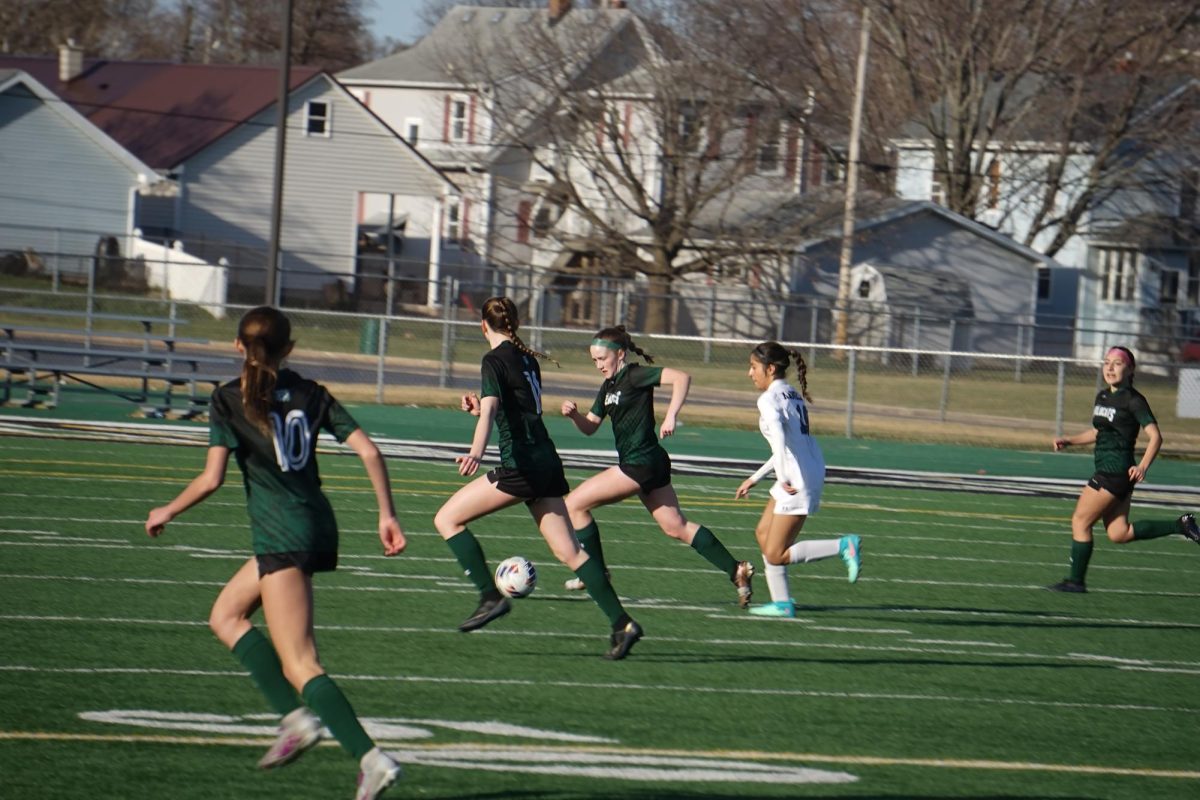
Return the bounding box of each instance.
[1106,347,1132,366]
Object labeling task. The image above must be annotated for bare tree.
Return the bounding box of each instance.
[185,0,374,70]
[0,0,182,58]
[433,2,808,332]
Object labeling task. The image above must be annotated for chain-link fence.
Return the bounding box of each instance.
[5,278,1200,455]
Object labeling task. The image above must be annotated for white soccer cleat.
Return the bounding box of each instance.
[257,707,322,769]
[356,747,403,800]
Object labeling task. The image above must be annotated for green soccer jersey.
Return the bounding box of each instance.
[208,369,359,556]
[1091,385,1156,474]
[480,340,560,473]
[589,363,665,465]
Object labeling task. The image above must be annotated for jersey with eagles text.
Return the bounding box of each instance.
[479,340,560,473]
[589,363,664,465]
[1091,385,1156,474]
[208,369,358,555]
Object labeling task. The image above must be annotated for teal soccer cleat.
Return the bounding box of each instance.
[839,535,863,583]
[748,600,796,618]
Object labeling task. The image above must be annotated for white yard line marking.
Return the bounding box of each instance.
[0,664,1196,716]
[906,639,1015,648]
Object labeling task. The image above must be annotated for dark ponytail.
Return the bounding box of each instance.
[481,296,559,366]
[237,306,293,434]
[592,325,654,363]
[750,341,812,403]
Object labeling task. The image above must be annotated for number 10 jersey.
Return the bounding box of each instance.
[208,369,359,556]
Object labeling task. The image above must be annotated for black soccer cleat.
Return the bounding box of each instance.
[603,619,644,660]
[1179,513,1200,546]
[1046,578,1087,593]
[458,595,511,632]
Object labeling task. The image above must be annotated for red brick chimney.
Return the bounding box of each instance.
[549,0,572,22]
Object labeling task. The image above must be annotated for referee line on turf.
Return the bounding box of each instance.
[1,664,1197,716]
[0,732,1196,780]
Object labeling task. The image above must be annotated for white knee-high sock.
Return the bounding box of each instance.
[787,539,840,564]
[763,561,790,603]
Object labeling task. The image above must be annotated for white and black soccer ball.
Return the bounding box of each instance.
[494,556,537,598]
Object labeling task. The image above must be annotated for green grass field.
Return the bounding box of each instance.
[0,428,1198,799]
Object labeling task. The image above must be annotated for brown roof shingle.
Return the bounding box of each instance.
[0,56,321,170]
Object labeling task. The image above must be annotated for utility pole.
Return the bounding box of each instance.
[265,0,295,306]
[834,3,872,347]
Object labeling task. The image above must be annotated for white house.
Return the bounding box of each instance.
[891,77,1200,359]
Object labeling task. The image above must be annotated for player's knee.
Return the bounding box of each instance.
[432,508,461,539]
[1106,525,1132,543]
[762,549,788,566]
[208,605,245,643]
[660,524,688,541]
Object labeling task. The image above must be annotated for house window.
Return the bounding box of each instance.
[1181,169,1198,222]
[449,98,468,142]
[856,279,872,299]
[1098,247,1137,303]
[757,119,784,175]
[305,101,331,136]
[987,159,1001,209]
[930,177,946,206]
[405,118,421,146]
[1189,252,1200,305]
[679,105,703,152]
[445,199,461,245]
[533,206,553,238]
[1037,266,1051,300]
[1162,269,1181,304]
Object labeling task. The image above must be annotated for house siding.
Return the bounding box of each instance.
[176,77,449,297]
[0,84,140,266]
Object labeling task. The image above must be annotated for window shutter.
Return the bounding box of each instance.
[443,95,451,142]
[622,102,632,149]
[517,201,532,244]
[468,96,477,145]
[462,198,471,241]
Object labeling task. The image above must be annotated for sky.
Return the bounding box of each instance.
[367,0,430,45]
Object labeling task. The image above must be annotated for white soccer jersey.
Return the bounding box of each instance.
[750,379,825,515]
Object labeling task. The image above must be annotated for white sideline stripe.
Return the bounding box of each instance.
[1,663,1196,716]
[0,732,1194,780]
[1119,666,1200,675]
[3,569,1196,630]
[905,639,1015,648]
[4,612,1200,673]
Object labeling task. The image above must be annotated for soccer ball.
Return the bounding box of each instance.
[494,556,537,598]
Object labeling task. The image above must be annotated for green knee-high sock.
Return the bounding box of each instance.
[231,627,302,716]
[574,519,607,573]
[301,674,374,760]
[574,557,630,629]
[690,525,739,578]
[1069,539,1094,584]
[447,528,496,594]
[1131,519,1178,540]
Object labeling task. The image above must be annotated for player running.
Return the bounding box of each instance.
[1047,345,1200,592]
[736,341,862,617]
[144,306,405,800]
[559,325,755,606]
[433,297,643,660]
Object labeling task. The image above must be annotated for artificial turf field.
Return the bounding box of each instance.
[0,419,1197,799]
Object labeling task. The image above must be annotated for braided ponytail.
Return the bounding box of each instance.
[592,325,655,364]
[237,306,293,434]
[481,296,559,366]
[750,341,813,403]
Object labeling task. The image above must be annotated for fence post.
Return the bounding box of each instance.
[531,284,545,353]
[911,308,921,377]
[438,277,456,389]
[845,348,856,439]
[939,321,956,422]
[599,277,610,327]
[1054,360,1066,438]
[374,312,388,404]
[703,284,716,363]
[168,301,178,338]
[1014,323,1023,383]
[52,228,62,292]
[808,303,818,365]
